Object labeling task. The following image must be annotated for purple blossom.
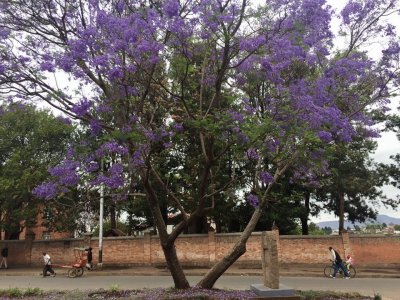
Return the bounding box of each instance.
[132,149,145,167]
[104,175,124,189]
[163,0,180,18]
[238,132,250,144]
[173,122,184,132]
[115,0,125,13]
[93,55,109,68]
[89,119,103,136]
[129,115,139,124]
[122,125,132,133]
[317,131,333,143]
[260,171,274,184]
[109,163,124,175]
[32,182,58,200]
[108,67,124,79]
[143,129,158,141]
[163,141,173,149]
[93,174,124,189]
[228,109,245,124]
[0,27,10,39]
[246,148,259,160]
[246,194,259,208]
[49,160,80,187]
[100,141,129,156]
[40,61,55,72]
[56,116,72,125]
[72,99,92,117]
[85,161,99,173]
[57,55,75,72]
[66,147,75,159]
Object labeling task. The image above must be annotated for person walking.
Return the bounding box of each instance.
[0,245,8,269]
[42,252,56,277]
[85,247,93,270]
[329,246,350,279]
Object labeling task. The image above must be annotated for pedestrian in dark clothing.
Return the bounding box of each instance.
[0,246,8,269]
[85,247,93,270]
[329,246,350,279]
[42,252,56,277]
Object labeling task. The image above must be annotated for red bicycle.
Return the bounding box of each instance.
[52,248,87,278]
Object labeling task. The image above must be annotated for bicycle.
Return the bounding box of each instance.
[324,261,356,278]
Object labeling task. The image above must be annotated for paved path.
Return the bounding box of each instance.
[0,275,398,300]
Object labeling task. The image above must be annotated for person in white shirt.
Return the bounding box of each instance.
[42,252,56,277]
[329,247,350,279]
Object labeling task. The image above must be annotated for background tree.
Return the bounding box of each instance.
[315,136,393,233]
[0,102,73,239]
[381,107,400,201]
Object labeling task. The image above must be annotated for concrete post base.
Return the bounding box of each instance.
[250,283,297,298]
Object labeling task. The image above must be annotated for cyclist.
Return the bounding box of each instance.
[328,247,350,279]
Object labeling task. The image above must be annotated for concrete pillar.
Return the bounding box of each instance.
[341,231,352,258]
[83,233,93,248]
[261,230,280,289]
[144,231,151,265]
[24,231,35,266]
[208,229,216,265]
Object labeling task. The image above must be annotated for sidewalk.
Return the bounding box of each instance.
[0,264,399,278]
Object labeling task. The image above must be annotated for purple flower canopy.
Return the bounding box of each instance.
[0,0,397,202]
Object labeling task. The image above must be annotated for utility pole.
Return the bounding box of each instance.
[98,161,104,269]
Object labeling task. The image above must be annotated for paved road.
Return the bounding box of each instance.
[0,275,398,299]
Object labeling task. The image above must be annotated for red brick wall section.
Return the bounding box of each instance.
[350,235,400,266]
[0,241,26,266]
[100,237,147,265]
[1,233,400,268]
[279,235,343,264]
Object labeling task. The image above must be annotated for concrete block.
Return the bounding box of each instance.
[250,283,295,298]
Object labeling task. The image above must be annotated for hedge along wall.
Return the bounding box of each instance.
[1,232,400,267]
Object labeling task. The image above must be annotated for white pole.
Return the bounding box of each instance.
[98,161,104,268]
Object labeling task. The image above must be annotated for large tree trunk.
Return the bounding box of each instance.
[110,203,117,230]
[301,191,310,235]
[142,174,190,289]
[197,208,263,288]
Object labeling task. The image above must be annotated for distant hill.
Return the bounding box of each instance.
[316,214,400,229]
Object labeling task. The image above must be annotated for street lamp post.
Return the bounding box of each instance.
[98,162,104,269]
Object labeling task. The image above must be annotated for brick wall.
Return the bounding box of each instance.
[1,232,399,268]
[279,235,343,264]
[350,235,400,266]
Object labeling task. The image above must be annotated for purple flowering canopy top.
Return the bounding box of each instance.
[0,0,398,206]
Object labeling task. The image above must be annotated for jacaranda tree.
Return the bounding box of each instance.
[1,0,399,289]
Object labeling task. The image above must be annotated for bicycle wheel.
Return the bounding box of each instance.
[68,268,77,278]
[348,266,356,278]
[324,265,334,277]
[76,267,84,277]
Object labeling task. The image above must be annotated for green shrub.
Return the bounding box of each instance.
[374,292,382,300]
[25,287,43,296]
